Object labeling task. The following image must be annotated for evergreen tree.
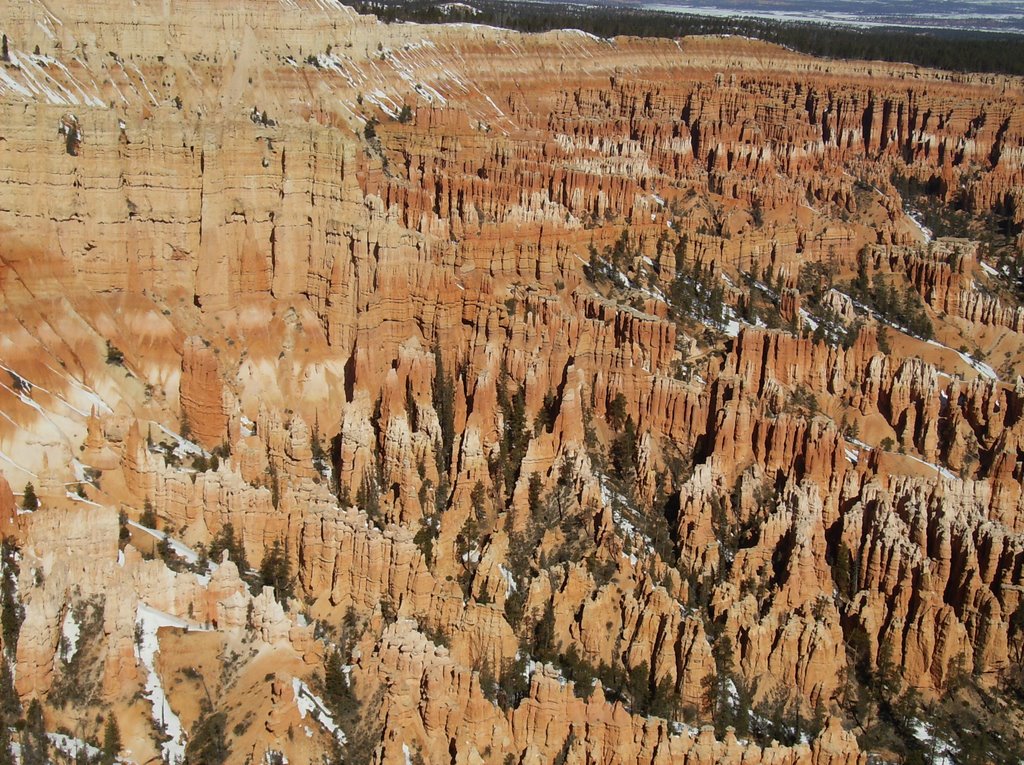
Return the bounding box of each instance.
[184,712,228,765]
[534,600,557,662]
[258,540,293,602]
[497,368,528,501]
[877,324,892,354]
[626,661,651,712]
[208,523,248,571]
[101,715,122,765]
[852,252,871,300]
[356,470,381,527]
[610,416,637,484]
[432,342,456,478]
[139,497,158,528]
[21,483,36,511]
[0,540,23,655]
[0,715,12,765]
[20,699,47,765]
[606,393,628,430]
[527,473,544,518]
[0,658,18,720]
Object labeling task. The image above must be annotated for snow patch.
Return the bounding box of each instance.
[292,678,346,744]
[128,520,202,565]
[61,609,79,662]
[905,208,933,243]
[49,733,100,761]
[66,491,103,507]
[911,719,957,765]
[903,453,958,482]
[926,340,997,380]
[135,605,190,764]
[153,423,210,459]
[498,565,517,596]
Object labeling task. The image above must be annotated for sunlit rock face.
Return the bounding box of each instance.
[0,0,1022,762]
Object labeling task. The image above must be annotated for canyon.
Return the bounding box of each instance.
[0,0,1022,762]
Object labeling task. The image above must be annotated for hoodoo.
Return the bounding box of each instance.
[0,0,1022,762]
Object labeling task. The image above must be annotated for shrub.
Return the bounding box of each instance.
[105,341,124,366]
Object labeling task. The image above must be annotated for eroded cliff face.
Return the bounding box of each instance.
[0,0,1023,762]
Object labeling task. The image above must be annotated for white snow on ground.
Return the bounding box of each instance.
[403,743,414,765]
[42,362,112,414]
[483,94,504,117]
[723,319,741,337]
[611,506,636,537]
[61,609,79,662]
[135,604,211,764]
[240,416,256,437]
[49,733,100,761]
[904,453,959,481]
[911,720,957,765]
[927,340,998,380]
[498,565,517,595]
[154,423,210,459]
[979,261,999,278]
[905,209,933,243]
[844,448,859,464]
[292,678,346,743]
[958,352,997,380]
[0,362,95,418]
[522,656,540,682]
[66,491,103,507]
[562,28,606,42]
[799,309,819,332]
[439,2,481,15]
[0,379,69,437]
[128,520,202,565]
[860,436,957,480]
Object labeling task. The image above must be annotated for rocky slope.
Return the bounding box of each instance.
[0,0,1023,763]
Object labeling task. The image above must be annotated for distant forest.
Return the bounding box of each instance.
[351,0,1024,76]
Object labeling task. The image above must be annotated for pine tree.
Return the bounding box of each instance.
[101,715,122,765]
[627,661,651,713]
[209,523,248,571]
[356,471,381,527]
[140,497,158,528]
[20,699,47,765]
[0,541,23,655]
[534,600,557,662]
[606,393,628,430]
[610,416,637,484]
[853,251,871,300]
[21,483,36,511]
[0,715,12,765]
[259,540,293,602]
[0,658,19,720]
[432,342,456,478]
[527,473,543,518]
